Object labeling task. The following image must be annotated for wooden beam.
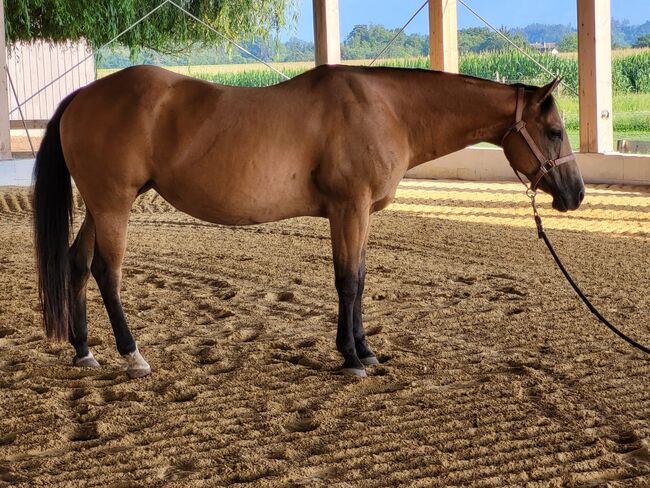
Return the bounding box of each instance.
[429,0,459,72]
[313,0,341,66]
[10,119,48,130]
[577,0,613,153]
[0,1,11,159]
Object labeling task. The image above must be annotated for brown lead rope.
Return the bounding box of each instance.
[527,192,650,356]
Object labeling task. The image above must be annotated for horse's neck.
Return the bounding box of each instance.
[395,73,516,169]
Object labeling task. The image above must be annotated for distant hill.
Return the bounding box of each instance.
[512,20,650,48]
[511,23,575,43]
[613,19,650,46]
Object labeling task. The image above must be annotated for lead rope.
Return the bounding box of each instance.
[526,189,650,355]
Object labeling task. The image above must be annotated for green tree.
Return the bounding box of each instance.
[277,37,314,61]
[341,24,427,60]
[458,27,491,53]
[5,0,298,51]
[634,33,650,48]
[458,27,528,53]
[558,32,578,52]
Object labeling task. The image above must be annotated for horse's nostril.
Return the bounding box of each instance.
[578,189,585,204]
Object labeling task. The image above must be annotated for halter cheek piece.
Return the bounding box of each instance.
[501,86,576,191]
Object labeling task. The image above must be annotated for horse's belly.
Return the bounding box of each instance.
[155,170,323,225]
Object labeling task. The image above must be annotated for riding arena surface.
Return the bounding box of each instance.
[1,179,649,486]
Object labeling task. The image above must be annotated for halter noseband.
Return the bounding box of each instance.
[501,86,575,191]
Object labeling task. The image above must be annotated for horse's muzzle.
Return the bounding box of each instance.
[552,185,585,212]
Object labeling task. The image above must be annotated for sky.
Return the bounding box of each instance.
[280,0,650,41]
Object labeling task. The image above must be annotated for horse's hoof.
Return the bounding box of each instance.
[122,347,151,379]
[341,367,367,378]
[73,351,100,368]
[360,355,380,366]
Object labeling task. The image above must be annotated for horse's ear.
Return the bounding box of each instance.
[533,77,561,106]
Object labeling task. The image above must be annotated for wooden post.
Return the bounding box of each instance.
[577,0,613,153]
[428,0,459,73]
[0,1,11,159]
[313,0,341,66]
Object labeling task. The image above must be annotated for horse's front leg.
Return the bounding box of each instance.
[328,201,371,377]
[353,252,379,366]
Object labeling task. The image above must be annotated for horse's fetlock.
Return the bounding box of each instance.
[336,339,355,355]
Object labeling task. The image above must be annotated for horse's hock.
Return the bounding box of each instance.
[1,180,649,485]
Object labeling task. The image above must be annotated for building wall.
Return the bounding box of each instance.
[6,41,96,121]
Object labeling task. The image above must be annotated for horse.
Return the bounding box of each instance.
[32,64,585,378]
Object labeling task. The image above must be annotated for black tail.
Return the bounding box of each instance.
[32,91,79,341]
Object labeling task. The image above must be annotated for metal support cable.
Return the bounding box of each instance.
[370,0,429,66]
[457,0,579,96]
[9,0,172,115]
[167,0,289,80]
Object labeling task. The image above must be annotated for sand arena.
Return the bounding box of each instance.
[1,180,649,486]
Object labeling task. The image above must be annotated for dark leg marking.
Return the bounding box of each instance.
[91,250,136,356]
[68,215,97,365]
[335,268,365,376]
[353,254,378,365]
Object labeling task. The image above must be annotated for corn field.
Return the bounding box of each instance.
[194,49,650,95]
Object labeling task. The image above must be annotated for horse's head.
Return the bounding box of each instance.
[501,79,585,212]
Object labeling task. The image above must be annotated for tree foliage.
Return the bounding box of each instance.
[634,33,650,48]
[5,0,298,51]
[458,27,529,54]
[341,24,427,60]
[558,32,578,52]
[511,23,574,44]
[612,19,650,48]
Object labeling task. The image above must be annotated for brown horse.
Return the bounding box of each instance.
[33,65,584,378]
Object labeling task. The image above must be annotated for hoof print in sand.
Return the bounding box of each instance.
[266,291,295,302]
[172,391,197,403]
[453,275,476,285]
[0,327,15,338]
[284,415,319,433]
[69,423,100,442]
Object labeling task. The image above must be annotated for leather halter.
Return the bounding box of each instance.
[501,86,576,191]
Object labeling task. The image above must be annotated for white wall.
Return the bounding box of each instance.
[406,147,650,186]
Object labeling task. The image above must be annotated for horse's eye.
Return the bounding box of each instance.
[549,128,563,140]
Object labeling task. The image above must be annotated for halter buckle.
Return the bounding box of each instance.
[540,160,555,174]
[511,120,526,133]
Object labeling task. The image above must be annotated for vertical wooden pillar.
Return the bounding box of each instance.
[577,0,613,153]
[0,1,11,159]
[313,0,341,66]
[429,0,459,72]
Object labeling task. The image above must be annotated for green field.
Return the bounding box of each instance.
[556,93,650,149]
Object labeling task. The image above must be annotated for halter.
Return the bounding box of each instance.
[501,86,575,191]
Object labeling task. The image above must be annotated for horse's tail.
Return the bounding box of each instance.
[32,90,80,341]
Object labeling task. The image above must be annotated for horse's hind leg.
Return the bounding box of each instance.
[69,211,99,367]
[91,209,151,378]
